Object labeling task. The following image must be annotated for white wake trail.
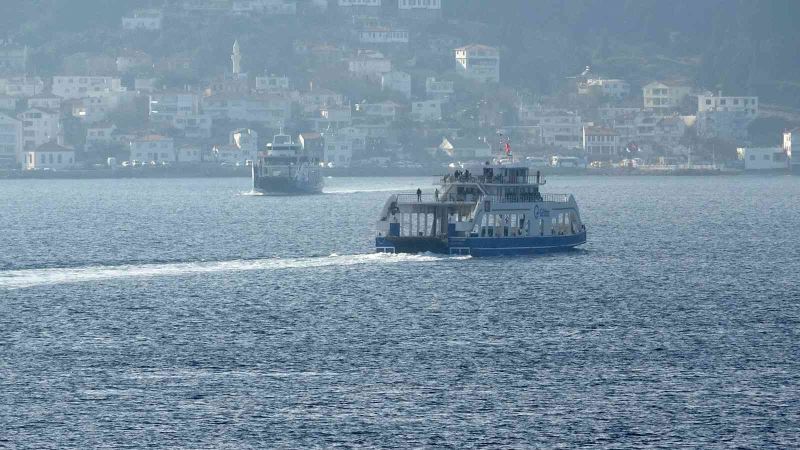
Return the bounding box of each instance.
[0,253,468,290]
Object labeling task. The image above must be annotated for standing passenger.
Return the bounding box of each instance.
[416,188,422,202]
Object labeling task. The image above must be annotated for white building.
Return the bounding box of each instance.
[27,93,62,111]
[299,88,344,113]
[580,78,630,98]
[52,76,124,100]
[695,92,757,141]
[202,93,292,128]
[381,71,411,99]
[425,77,454,99]
[439,137,492,160]
[18,108,62,151]
[398,0,441,19]
[122,9,163,30]
[149,91,211,137]
[149,92,201,124]
[129,135,176,162]
[737,147,789,170]
[518,106,582,149]
[86,123,117,150]
[0,94,16,111]
[24,142,75,170]
[348,50,392,81]
[583,126,620,160]
[72,91,136,123]
[313,104,353,130]
[642,81,692,114]
[322,128,355,168]
[232,0,297,15]
[357,101,399,120]
[135,77,159,92]
[455,44,500,83]
[231,128,259,161]
[3,77,45,97]
[255,74,290,92]
[177,144,204,163]
[697,92,758,117]
[0,113,22,168]
[338,0,380,7]
[359,28,409,44]
[411,99,442,122]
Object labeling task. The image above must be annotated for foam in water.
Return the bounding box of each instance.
[0,253,470,290]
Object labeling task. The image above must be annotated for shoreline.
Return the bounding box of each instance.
[1,166,794,180]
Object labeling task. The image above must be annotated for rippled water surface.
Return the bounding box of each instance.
[1,176,799,448]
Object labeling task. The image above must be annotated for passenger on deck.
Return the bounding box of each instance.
[464,170,470,181]
[434,189,439,201]
[416,188,422,202]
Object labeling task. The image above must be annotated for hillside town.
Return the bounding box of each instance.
[0,0,797,176]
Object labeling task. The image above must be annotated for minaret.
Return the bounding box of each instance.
[231,40,241,76]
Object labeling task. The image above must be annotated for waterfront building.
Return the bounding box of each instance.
[642,81,692,114]
[582,126,620,161]
[438,136,492,160]
[454,44,500,83]
[695,92,758,141]
[322,128,354,168]
[129,135,176,162]
[0,113,22,168]
[737,147,789,170]
[122,9,163,30]
[18,108,62,150]
[86,123,117,150]
[177,144,204,163]
[518,105,582,149]
[24,142,75,170]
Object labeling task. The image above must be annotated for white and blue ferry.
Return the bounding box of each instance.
[375,161,586,256]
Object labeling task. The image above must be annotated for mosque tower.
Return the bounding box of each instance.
[231,40,241,76]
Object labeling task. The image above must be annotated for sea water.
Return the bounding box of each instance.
[1,176,799,448]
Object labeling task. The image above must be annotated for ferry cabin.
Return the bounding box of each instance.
[375,164,586,256]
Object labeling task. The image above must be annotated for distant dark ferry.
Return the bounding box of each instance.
[252,133,323,194]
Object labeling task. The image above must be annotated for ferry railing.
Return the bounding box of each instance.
[395,192,570,204]
[395,193,475,204]
[441,175,545,185]
[482,193,571,203]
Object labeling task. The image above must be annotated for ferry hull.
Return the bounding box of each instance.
[376,231,586,256]
[253,176,322,194]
